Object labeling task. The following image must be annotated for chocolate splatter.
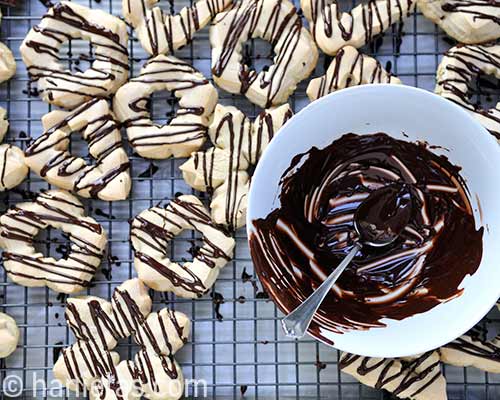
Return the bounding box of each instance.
[138,163,159,180]
[211,291,225,321]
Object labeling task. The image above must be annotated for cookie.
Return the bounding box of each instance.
[307,46,401,101]
[0,107,9,143]
[435,43,500,140]
[20,1,129,109]
[114,55,217,159]
[340,351,446,400]
[180,103,292,230]
[301,0,416,55]
[0,42,15,84]
[131,195,235,298]
[419,0,500,44]
[53,278,190,400]
[25,98,131,201]
[210,0,318,108]
[0,312,19,358]
[124,0,232,56]
[0,190,107,294]
[0,144,29,191]
[440,327,500,373]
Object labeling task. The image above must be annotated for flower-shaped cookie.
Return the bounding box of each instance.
[210,0,318,108]
[114,54,217,160]
[180,103,292,230]
[340,351,446,400]
[123,0,232,56]
[131,195,235,298]
[307,46,401,101]
[0,190,107,294]
[301,0,416,55]
[20,1,129,109]
[25,98,131,201]
[53,278,190,400]
[435,43,500,140]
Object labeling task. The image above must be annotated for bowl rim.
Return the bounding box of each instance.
[247,83,500,357]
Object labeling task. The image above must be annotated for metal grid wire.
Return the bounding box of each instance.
[0,0,499,399]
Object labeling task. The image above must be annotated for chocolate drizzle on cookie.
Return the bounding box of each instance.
[20,1,129,108]
[58,280,189,396]
[339,351,445,399]
[250,133,483,340]
[0,191,106,293]
[436,43,500,139]
[440,0,500,23]
[25,98,131,201]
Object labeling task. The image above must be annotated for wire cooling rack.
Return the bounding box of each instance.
[0,0,499,399]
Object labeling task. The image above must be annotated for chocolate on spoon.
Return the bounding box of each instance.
[281,184,413,339]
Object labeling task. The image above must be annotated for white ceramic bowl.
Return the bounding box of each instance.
[247,84,500,358]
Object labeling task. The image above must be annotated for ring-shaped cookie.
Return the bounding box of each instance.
[20,1,129,109]
[0,144,28,191]
[0,190,107,294]
[123,0,232,56]
[0,312,19,359]
[301,0,416,55]
[25,98,131,201]
[435,43,500,140]
[114,54,217,159]
[210,0,318,108]
[180,103,292,230]
[419,0,500,44]
[131,195,235,298]
[307,46,401,101]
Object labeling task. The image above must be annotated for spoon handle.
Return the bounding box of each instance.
[281,242,362,339]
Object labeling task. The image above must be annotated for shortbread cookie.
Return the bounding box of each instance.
[25,98,131,201]
[0,144,29,191]
[0,42,15,84]
[440,328,500,373]
[20,1,129,109]
[0,312,19,358]
[124,0,232,56]
[307,46,401,101]
[210,0,318,108]
[419,0,500,44]
[53,279,190,400]
[131,195,235,298]
[340,351,447,400]
[0,107,9,142]
[435,43,500,140]
[180,103,292,230]
[0,190,107,294]
[114,55,217,159]
[301,0,416,55]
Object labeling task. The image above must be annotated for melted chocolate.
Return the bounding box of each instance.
[250,133,483,340]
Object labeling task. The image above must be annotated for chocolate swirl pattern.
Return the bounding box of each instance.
[419,0,500,44]
[124,0,232,56]
[114,54,217,160]
[301,0,416,55]
[210,0,318,108]
[440,327,500,373]
[250,133,483,341]
[307,45,401,101]
[53,279,190,400]
[0,312,19,359]
[131,195,235,298]
[340,351,446,400]
[20,1,129,109]
[0,144,29,191]
[435,43,500,140]
[25,98,131,201]
[180,103,293,230]
[0,190,107,294]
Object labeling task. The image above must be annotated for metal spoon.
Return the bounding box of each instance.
[281,184,412,339]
